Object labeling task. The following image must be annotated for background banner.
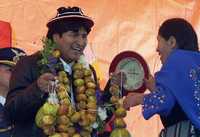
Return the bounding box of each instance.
[0,0,200,136]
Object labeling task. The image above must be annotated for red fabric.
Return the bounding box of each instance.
[0,21,11,48]
[104,115,115,132]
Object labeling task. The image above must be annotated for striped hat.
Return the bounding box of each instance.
[47,6,94,29]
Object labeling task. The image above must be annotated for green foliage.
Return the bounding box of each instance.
[96,114,106,132]
[40,38,57,65]
[37,38,63,74]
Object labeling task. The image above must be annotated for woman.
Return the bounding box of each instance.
[123,18,200,137]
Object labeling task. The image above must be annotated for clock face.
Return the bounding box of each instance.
[116,57,145,91]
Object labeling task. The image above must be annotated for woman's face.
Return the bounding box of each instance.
[156,35,175,64]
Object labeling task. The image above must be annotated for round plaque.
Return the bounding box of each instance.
[109,51,149,95]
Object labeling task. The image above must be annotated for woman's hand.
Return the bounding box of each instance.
[144,74,156,92]
[123,93,144,110]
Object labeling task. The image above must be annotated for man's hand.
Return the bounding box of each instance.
[110,72,126,86]
[37,73,55,93]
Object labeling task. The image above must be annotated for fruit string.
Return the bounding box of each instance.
[47,80,59,104]
[120,71,123,97]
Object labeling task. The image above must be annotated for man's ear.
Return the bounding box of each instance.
[167,36,177,49]
[52,33,60,43]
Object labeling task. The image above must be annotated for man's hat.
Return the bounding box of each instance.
[47,6,94,28]
[0,47,26,66]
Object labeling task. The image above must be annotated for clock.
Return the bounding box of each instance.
[109,51,149,95]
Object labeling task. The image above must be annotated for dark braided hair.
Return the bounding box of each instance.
[158,18,199,51]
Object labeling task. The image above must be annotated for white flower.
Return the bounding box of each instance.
[92,122,98,129]
[78,55,89,68]
[98,107,107,121]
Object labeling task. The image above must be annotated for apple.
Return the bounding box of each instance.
[70,112,81,123]
[110,96,119,104]
[84,76,94,83]
[60,98,70,105]
[72,63,83,70]
[42,102,59,116]
[43,126,55,135]
[60,133,69,137]
[73,70,84,79]
[42,115,55,125]
[57,91,67,100]
[52,50,61,58]
[115,107,127,118]
[57,104,68,115]
[84,69,92,77]
[56,124,68,132]
[87,102,97,110]
[87,96,97,103]
[72,133,81,137]
[80,130,91,137]
[58,71,67,77]
[74,79,85,87]
[66,127,76,136]
[57,115,70,125]
[76,94,87,102]
[76,85,86,94]
[86,82,96,89]
[85,88,96,96]
[76,101,87,110]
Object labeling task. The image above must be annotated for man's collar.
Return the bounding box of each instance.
[59,58,74,74]
[0,96,5,106]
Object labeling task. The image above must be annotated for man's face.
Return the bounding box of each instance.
[0,64,12,89]
[53,27,88,62]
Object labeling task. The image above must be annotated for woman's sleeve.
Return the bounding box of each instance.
[142,85,176,120]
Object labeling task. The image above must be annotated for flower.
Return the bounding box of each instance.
[98,107,107,121]
[78,55,89,68]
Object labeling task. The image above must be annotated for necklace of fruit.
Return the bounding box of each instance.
[109,77,131,137]
[35,39,97,137]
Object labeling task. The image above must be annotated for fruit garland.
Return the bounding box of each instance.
[35,38,97,137]
[109,81,131,137]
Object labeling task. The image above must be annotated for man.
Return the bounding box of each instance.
[0,47,26,137]
[5,6,116,137]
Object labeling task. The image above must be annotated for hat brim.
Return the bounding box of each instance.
[47,15,94,28]
[0,60,15,66]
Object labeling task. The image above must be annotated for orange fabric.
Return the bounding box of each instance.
[0,21,11,48]
[0,0,200,136]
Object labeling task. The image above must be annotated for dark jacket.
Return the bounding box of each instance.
[160,102,188,128]
[0,104,13,137]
